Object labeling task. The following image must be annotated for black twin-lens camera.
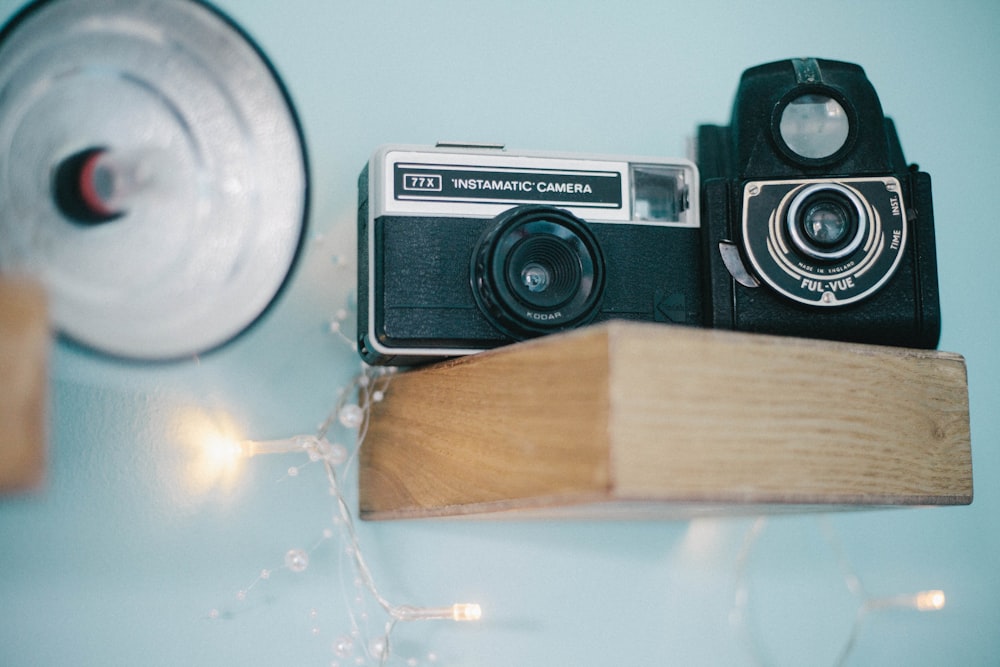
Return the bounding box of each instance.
[358,144,701,365]
[359,59,940,365]
[697,57,940,348]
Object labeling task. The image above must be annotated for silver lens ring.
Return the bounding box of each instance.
[785,182,867,261]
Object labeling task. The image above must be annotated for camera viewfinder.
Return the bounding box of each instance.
[778,94,850,160]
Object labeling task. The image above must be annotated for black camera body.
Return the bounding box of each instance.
[358,144,702,365]
[697,58,940,348]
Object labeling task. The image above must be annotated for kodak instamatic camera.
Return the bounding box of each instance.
[697,58,940,348]
[358,143,701,365]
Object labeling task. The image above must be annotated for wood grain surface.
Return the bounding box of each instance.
[0,278,48,494]
[360,322,972,520]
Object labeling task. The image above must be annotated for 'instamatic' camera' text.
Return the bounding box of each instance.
[450,177,594,195]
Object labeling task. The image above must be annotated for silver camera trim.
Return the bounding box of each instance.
[785,182,868,261]
[365,144,699,360]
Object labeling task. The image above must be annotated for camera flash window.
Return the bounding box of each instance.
[778,94,850,160]
[630,164,687,222]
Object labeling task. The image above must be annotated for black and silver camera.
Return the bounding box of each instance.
[358,143,701,365]
[697,58,940,348]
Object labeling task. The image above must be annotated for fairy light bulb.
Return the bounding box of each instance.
[390,603,483,622]
[203,434,244,466]
[451,603,483,622]
[865,589,948,612]
[914,590,946,611]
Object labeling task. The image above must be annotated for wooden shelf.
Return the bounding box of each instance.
[359,322,972,520]
[0,277,48,494]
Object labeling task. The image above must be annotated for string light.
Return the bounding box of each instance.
[313,369,482,665]
[204,348,481,665]
[733,516,947,667]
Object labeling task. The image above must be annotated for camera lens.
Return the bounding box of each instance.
[472,205,604,339]
[786,183,867,261]
[801,201,851,247]
[520,263,550,293]
[507,234,582,309]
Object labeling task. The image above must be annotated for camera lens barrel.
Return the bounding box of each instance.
[472,205,605,339]
[785,182,867,261]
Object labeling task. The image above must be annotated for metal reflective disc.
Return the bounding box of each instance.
[0,0,307,359]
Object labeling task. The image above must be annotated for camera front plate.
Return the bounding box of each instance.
[741,177,907,307]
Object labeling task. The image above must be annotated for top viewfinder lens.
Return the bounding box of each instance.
[779,94,850,160]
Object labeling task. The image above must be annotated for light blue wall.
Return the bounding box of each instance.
[1,1,998,665]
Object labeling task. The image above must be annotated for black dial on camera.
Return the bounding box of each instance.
[472,205,605,339]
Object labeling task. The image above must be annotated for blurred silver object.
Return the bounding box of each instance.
[0,0,308,360]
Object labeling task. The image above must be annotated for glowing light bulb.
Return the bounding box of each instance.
[451,603,482,622]
[178,409,246,494]
[204,435,244,466]
[390,603,483,622]
[914,590,946,611]
[866,589,948,612]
